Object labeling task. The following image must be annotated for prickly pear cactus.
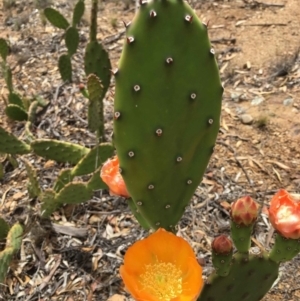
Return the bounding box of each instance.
[0,127,31,155]
[198,252,279,301]
[0,223,23,283]
[114,0,223,230]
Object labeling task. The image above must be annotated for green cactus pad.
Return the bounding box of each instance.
[230,220,253,253]
[55,182,92,205]
[53,168,74,192]
[212,250,233,277]
[28,100,39,123]
[114,0,223,229]
[23,159,42,198]
[5,104,28,121]
[1,62,13,92]
[0,127,31,154]
[84,41,111,97]
[86,167,108,191]
[8,92,24,108]
[87,74,104,134]
[0,38,9,61]
[65,26,79,56]
[71,143,114,176]
[198,252,279,301]
[72,0,85,27]
[0,223,23,283]
[31,139,89,164]
[41,189,57,217]
[58,54,72,82]
[269,232,300,263]
[44,7,70,29]
[0,218,10,240]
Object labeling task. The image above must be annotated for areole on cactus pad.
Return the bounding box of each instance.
[113,0,223,230]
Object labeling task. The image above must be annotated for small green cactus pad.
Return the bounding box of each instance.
[87,74,104,134]
[0,223,23,283]
[230,220,253,253]
[0,38,9,61]
[269,233,300,263]
[41,183,92,217]
[5,104,28,121]
[86,167,108,191]
[72,0,85,27]
[58,54,72,82]
[44,7,70,29]
[71,143,114,176]
[114,0,223,229]
[53,168,74,192]
[198,252,279,301]
[31,139,89,164]
[1,62,13,92]
[23,159,42,198]
[0,127,31,154]
[8,92,24,108]
[55,182,92,205]
[84,41,112,97]
[0,218,9,240]
[28,100,39,123]
[65,26,79,56]
[41,189,57,217]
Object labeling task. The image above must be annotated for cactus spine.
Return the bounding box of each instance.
[114,0,223,230]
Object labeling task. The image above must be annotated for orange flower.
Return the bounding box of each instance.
[100,156,130,198]
[268,189,300,239]
[120,228,203,301]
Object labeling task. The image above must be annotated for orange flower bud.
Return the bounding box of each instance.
[268,189,300,239]
[212,235,233,255]
[120,228,203,301]
[231,196,259,226]
[100,156,130,198]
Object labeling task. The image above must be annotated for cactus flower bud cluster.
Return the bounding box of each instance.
[268,189,300,239]
[231,196,259,226]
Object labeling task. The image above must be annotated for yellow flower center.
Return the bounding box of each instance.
[139,262,183,301]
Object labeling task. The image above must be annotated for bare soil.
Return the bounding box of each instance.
[0,0,300,300]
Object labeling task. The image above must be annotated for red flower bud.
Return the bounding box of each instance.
[100,156,130,198]
[212,235,233,254]
[231,196,259,226]
[268,189,300,239]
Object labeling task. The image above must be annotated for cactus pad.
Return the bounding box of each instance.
[23,159,42,198]
[58,54,72,82]
[0,38,9,61]
[65,26,79,56]
[0,223,23,283]
[72,0,85,27]
[31,139,90,164]
[86,167,108,191]
[53,168,74,192]
[44,7,69,29]
[71,143,114,176]
[84,41,111,97]
[198,252,279,301]
[0,127,31,154]
[0,218,9,240]
[5,104,28,121]
[86,74,104,134]
[114,0,223,229]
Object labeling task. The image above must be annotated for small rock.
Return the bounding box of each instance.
[251,96,264,106]
[240,114,253,124]
[231,93,241,102]
[283,98,293,106]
